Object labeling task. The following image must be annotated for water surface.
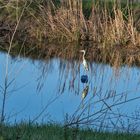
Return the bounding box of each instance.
[1,52,140,132]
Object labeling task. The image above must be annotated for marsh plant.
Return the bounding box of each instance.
[31,0,140,45]
[0,0,140,46]
[0,0,140,68]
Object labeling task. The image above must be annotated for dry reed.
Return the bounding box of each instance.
[1,0,140,46]
[31,0,140,47]
[0,0,140,67]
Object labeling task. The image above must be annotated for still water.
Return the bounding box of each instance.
[1,52,140,132]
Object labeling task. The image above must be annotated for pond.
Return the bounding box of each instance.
[0,51,140,132]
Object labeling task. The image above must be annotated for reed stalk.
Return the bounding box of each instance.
[0,0,140,46]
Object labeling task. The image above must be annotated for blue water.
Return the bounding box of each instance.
[1,52,140,132]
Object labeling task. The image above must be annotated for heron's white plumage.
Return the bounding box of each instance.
[83,59,89,71]
[80,50,89,72]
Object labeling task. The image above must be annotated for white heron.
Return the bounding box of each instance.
[80,50,89,72]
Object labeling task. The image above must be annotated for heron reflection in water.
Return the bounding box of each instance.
[80,50,89,72]
[81,85,89,100]
[81,85,89,109]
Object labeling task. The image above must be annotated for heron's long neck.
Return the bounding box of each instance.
[83,52,85,59]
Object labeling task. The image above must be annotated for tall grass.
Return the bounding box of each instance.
[0,0,140,68]
[0,0,139,46]
[34,0,140,46]
[38,0,88,42]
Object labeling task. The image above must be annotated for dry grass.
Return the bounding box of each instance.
[37,0,88,42]
[0,0,140,46]
[0,0,140,67]
[31,0,140,47]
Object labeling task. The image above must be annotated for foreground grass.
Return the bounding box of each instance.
[0,123,140,140]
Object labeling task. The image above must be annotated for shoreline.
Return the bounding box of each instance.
[1,42,140,68]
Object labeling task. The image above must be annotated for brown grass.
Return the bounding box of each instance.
[0,0,140,67]
[31,0,140,47]
[0,0,140,46]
